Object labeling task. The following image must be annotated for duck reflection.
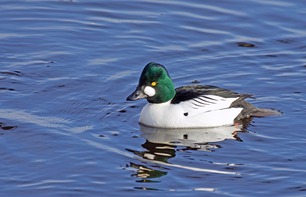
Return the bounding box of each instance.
[128,162,168,181]
[140,125,243,149]
[127,125,244,180]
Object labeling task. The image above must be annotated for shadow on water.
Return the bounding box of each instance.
[126,124,247,181]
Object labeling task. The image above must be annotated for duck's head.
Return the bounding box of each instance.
[126,62,175,104]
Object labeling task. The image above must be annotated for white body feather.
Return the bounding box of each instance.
[139,95,243,128]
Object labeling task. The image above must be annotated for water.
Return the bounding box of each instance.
[1,0,306,196]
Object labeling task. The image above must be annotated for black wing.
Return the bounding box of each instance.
[171,85,252,104]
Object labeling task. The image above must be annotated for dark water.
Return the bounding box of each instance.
[1,0,306,196]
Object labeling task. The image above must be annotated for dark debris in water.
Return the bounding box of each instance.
[0,71,23,77]
[0,87,15,91]
[118,109,127,113]
[98,132,124,138]
[265,54,278,58]
[237,42,255,48]
[289,186,306,192]
[0,123,17,131]
[119,105,141,113]
[97,97,113,105]
[277,39,295,44]
[1,126,16,130]
[129,105,139,108]
[191,80,200,84]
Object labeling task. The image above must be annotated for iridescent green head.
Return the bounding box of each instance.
[126,62,175,103]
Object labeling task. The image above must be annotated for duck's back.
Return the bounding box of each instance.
[171,85,250,103]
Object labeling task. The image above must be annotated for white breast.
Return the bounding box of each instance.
[139,96,243,128]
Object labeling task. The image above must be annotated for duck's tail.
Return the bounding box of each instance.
[251,108,282,117]
[233,100,282,121]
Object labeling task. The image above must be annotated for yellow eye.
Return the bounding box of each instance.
[151,81,157,87]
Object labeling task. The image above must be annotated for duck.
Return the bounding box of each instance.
[126,62,280,128]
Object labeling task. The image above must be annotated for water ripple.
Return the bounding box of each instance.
[1,0,306,196]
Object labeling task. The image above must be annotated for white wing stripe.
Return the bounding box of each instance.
[182,95,240,114]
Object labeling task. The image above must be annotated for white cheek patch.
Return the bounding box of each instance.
[144,86,156,97]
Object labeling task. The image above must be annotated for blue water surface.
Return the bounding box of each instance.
[1,0,306,196]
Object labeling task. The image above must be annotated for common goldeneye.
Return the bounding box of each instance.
[127,62,280,128]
